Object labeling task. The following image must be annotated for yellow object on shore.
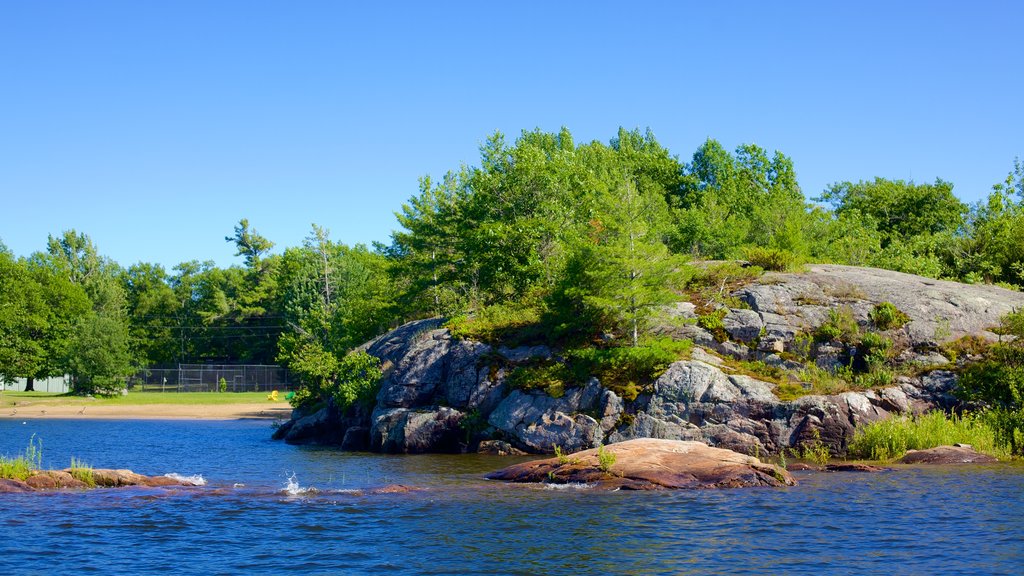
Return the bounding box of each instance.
[267,390,279,401]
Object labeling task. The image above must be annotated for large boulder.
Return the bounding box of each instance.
[485,438,795,490]
[488,381,609,452]
[370,407,465,453]
[898,445,999,464]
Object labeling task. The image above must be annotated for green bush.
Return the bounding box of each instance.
[858,332,892,367]
[743,246,799,272]
[697,309,726,332]
[288,347,383,411]
[870,302,911,330]
[814,306,860,342]
[597,445,616,473]
[848,411,1007,460]
[446,298,546,346]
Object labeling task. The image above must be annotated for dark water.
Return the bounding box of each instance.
[1,419,1022,575]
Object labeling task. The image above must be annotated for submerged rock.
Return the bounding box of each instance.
[898,445,999,464]
[824,463,887,473]
[485,438,795,490]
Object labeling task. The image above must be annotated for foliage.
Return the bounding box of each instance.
[697,309,727,333]
[0,435,43,481]
[565,338,691,399]
[870,302,911,331]
[817,178,966,241]
[446,297,545,346]
[66,312,133,395]
[848,411,1006,460]
[743,246,800,272]
[597,444,616,473]
[672,139,810,259]
[857,332,892,368]
[814,306,860,342]
[796,429,831,465]
[507,337,690,401]
[69,457,96,487]
[287,346,383,412]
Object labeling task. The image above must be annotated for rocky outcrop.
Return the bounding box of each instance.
[898,445,999,464]
[0,469,202,493]
[273,265,1024,458]
[737,264,1024,349]
[485,438,795,490]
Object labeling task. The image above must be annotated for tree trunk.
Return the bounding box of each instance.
[25,377,35,392]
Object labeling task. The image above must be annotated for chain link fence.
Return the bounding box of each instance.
[129,364,296,393]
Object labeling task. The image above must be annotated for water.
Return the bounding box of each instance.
[1,419,1022,575]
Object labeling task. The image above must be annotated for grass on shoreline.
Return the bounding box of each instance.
[848,411,1009,461]
[1,391,287,408]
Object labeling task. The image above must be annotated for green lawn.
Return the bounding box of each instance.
[1,391,285,407]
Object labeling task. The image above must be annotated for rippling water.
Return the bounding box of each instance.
[1,419,1022,575]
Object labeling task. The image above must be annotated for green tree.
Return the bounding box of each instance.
[671,139,808,258]
[560,177,682,347]
[65,312,133,395]
[123,262,180,366]
[817,178,966,242]
[0,248,46,386]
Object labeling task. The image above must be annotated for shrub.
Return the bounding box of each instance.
[446,299,545,345]
[870,302,911,330]
[597,445,616,473]
[814,306,860,342]
[858,332,892,367]
[288,347,383,411]
[697,309,726,332]
[848,411,1006,460]
[743,246,799,272]
[566,337,690,396]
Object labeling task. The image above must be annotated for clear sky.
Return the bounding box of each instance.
[1,1,1021,270]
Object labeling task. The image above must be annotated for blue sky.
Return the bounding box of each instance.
[1,1,1021,270]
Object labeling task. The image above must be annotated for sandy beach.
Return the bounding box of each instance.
[0,402,292,420]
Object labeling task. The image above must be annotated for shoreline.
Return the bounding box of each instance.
[0,403,292,420]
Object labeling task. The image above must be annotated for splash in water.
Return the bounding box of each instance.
[543,482,596,491]
[282,472,317,496]
[163,473,207,486]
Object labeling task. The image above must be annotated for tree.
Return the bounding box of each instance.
[65,312,133,395]
[671,139,808,258]
[123,262,180,366]
[817,178,966,242]
[46,229,126,315]
[226,218,275,269]
[0,249,46,385]
[560,177,682,347]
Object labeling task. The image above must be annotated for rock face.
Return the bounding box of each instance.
[273,265,1024,458]
[485,438,795,490]
[898,445,1000,464]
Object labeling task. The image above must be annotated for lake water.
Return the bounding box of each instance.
[1,419,1021,575]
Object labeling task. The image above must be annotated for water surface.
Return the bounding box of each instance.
[1,419,1021,575]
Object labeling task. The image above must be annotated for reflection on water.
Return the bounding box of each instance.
[1,419,1022,575]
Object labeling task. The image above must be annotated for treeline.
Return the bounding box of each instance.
[1,127,1022,394]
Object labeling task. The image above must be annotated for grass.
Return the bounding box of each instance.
[69,456,96,487]
[0,434,43,481]
[848,411,1008,461]
[1,391,283,408]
